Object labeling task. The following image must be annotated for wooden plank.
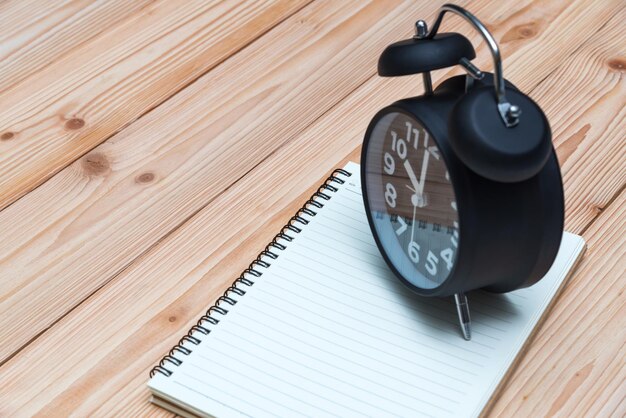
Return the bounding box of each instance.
[0,0,153,89]
[1,0,623,415]
[0,0,443,364]
[0,0,310,210]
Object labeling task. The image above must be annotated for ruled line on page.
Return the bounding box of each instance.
[274,256,505,339]
[303,227,382,257]
[234,291,483,377]
[278,248,511,332]
[344,186,365,200]
[179,364,335,418]
[195,349,400,418]
[329,198,368,216]
[172,379,255,418]
[317,215,374,240]
[224,310,472,390]
[217,326,466,399]
[262,279,494,358]
[177,363,308,417]
[289,243,392,278]
[204,341,450,416]
[312,220,379,248]
[266,268,498,349]
[230,296,478,388]
[249,285,488,367]
[232,308,473,392]
[324,205,371,226]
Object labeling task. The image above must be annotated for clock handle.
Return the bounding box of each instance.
[426,4,520,128]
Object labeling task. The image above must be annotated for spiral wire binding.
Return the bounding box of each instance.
[150,168,352,378]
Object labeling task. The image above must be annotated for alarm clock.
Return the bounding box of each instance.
[361,4,564,339]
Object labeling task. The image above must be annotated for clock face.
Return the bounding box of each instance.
[364,111,460,290]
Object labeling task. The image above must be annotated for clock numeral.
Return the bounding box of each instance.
[397,139,407,160]
[405,122,420,149]
[383,152,395,175]
[406,122,428,151]
[425,250,439,276]
[451,221,459,248]
[423,130,430,148]
[441,248,454,271]
[408,241,420,263]
[394,216,407,236]
[384,182,397,208]
[390,131,407,159]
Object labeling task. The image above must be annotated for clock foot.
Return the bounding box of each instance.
[454,293,471,341]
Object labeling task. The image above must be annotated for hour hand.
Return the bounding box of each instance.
[404,159,421,195]
[404,161,427,208]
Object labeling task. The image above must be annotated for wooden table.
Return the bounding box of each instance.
[0,0,623,416]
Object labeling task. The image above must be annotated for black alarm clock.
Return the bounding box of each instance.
[361,4,564,339]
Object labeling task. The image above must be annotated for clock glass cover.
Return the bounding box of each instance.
[364,112,460,289]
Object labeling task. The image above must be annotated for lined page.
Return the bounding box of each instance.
[149,161,585,418]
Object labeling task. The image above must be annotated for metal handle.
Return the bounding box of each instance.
[426,4,520,127]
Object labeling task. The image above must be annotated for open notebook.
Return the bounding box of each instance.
[149,161,585,418]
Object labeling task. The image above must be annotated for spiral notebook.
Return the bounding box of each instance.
[148,161,585,418]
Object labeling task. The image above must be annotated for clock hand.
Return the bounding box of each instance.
[418,147,430,196]
[404,158,428,208]
[403,159,421,196]
[410,197,417,242]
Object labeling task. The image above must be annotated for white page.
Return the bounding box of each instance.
[149,161,585,418]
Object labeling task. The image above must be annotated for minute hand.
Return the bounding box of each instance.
[417,149,430,196]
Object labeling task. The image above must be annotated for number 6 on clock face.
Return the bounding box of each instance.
[408,241,420,263]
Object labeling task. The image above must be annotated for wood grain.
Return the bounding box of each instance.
[0,0,623,416]
[0,0,439,364]
[0,0,154,90]
[0,0,310,211]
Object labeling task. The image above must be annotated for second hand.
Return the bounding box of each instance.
[410,194,417,242]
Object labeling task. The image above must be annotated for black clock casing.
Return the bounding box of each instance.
[361,76,564,297]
